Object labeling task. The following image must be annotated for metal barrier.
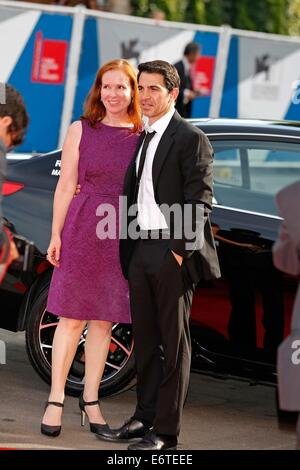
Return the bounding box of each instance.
[1,0,300,152]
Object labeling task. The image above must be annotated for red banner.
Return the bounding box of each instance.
[192,56,215,97]
[31,31,68,84]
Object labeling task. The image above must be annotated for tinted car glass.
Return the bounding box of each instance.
[213,146,242,187]
[212,139,300,216]
[248,142,300,194]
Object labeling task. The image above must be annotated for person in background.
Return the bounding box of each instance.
[0,84,28,274]
[174,42,201,118]
[21,0,103,8]
[53,0,102,8]
[149,8,166,21]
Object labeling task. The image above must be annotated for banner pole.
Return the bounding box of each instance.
[58,5,86,148]
[209,25,232,118]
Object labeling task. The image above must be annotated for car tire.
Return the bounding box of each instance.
[25,283,136,397]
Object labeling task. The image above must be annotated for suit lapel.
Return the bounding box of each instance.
[152,111,181,190]
[132,131,146,163]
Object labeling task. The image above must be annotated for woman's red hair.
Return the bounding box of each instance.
[82,59,142,133]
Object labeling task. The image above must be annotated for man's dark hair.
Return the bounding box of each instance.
[184,42,200,56]
[0,84,29,147]
[137,60,180,91]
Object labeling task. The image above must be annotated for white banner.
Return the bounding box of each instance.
[238,37,300,119]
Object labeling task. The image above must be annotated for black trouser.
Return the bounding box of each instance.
[128,238,194,437]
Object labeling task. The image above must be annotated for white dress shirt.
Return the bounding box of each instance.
[182,56,192,104]
[136,108,175,230]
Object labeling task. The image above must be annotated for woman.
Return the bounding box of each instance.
[41,59,142,437]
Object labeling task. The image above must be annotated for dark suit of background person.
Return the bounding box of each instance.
[0,84,28,278]
[174,42,200,118]
[103,62,220,451]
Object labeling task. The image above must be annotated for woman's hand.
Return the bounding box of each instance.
[74,184,81,197]
[47,235,61,267]
[10,240,19,262]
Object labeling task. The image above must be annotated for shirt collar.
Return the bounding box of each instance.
[182,56,190,74]
[144,107,175,136]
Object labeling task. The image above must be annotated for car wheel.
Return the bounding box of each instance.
[25,284,136,397]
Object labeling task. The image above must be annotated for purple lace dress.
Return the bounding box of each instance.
[46,120,139,322]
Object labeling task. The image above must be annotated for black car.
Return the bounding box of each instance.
[1,118,299,398]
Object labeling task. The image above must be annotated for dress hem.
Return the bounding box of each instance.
[46,307,132,324]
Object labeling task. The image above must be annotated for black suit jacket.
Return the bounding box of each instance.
[174,60,193,118]
[119,111,220,285]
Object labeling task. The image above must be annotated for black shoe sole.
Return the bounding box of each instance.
[128,445,177,451]
[95,433,144,443]
[41,428,61,437]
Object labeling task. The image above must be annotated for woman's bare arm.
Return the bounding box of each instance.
[47,121,82,266]
[51,121,82,238]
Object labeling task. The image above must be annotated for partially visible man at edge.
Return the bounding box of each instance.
[0,84,29,272]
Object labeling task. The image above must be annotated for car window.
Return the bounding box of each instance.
[213,145,242,187]
[212,139,300,216]
[248,142,300,194]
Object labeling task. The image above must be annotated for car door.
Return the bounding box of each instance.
[190,132,300,380]
[3,150,61,253]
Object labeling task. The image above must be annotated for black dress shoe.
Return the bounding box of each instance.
[95,417,152,442]
[128,430,177,450]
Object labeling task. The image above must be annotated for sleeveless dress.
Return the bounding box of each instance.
[46,120,139,322]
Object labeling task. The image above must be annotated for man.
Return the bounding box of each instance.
[96,60,220,450]
[174,42,200,118]
[0,84,28,276]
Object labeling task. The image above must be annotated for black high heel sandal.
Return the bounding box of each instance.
[41,401,64,437]
[79,394,110,434]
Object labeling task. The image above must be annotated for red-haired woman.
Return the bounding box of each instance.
[41,60,142,437]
